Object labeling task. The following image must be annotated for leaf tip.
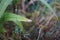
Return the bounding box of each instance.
[27,19,32,22]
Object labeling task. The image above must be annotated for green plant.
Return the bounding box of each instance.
[0,0,32,34]
[0,0,59,40]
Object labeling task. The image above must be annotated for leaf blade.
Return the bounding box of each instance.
[4,12,32,22]
[0,0,12,18]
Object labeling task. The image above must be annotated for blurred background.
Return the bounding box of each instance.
[0,0,60,40]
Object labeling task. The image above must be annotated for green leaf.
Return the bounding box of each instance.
[4,12,32,22]
[40,0,54,12]
[3,12,32,33]
[0,0,12,18]
[3,12,32,34]
[40,0,58,20]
